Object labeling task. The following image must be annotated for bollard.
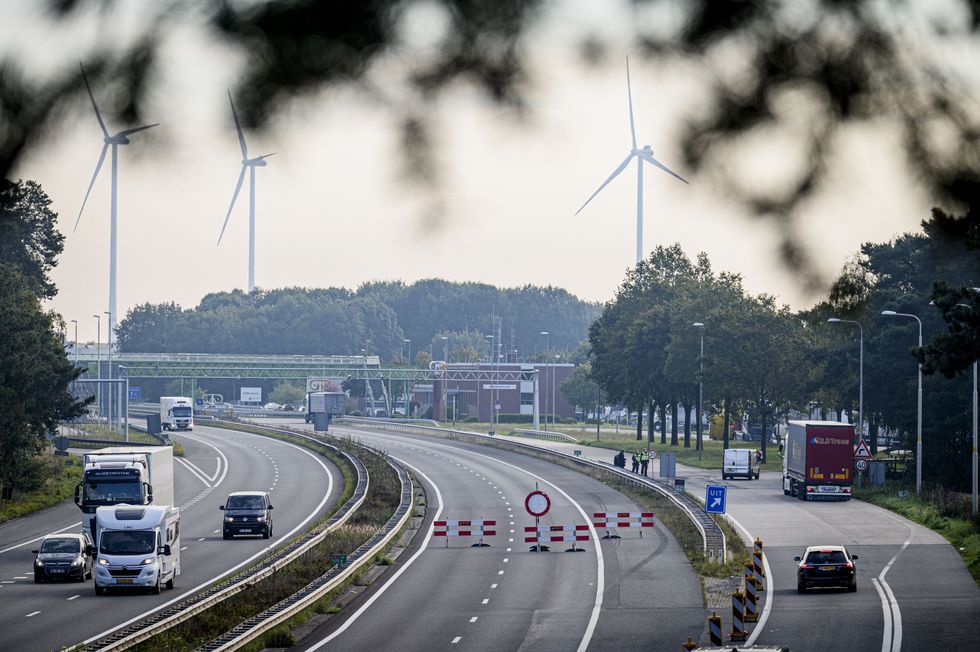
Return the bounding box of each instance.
[707,611,723,646]
[730,591,747,641]
[744,562,754,589]
[744,576,759,622]
[754,537,767,577]
[681,636,698,651]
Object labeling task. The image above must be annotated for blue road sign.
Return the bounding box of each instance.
[706,485,727,514]
[128,386,142,400]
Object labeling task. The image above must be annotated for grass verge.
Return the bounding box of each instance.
[854,484,980,584]
[0,451,82,524]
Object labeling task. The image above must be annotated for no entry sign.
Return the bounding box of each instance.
[525,490,551,517]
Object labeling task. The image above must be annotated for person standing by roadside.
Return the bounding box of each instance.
[640,449,649,476]
[631,452,639,473]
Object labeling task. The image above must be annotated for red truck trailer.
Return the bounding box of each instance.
[782,420,855,501]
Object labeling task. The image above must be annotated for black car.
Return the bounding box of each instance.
[795,545,858,592]
[33,534,93,582]
[221,491,274,539]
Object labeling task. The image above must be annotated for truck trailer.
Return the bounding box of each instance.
[305,391,346,424]
[160,396,194,431]
[782,420,855,501]
[74,447,175,540]
[90,504,180,595]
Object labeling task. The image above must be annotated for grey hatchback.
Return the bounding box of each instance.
[33,533,93,582]
[220,491,274,539]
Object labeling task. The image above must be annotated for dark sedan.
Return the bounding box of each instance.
[33,534,93,582]
[795,545,858,592]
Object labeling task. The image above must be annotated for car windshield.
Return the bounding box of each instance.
[227,495,265,509]
[100,531,156,555]
[805,550,847,564]
[84,480,143,505]
[40,538,80,553]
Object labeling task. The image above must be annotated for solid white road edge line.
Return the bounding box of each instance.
[175,457,212,488]
[724,512,773,647]
[304,458,444,650]
[175,433,230,489]
[77,428,333,647]
[871,578,894,652]
[0,522,83,555]
[177,455,217,487]
[878,537,910,652]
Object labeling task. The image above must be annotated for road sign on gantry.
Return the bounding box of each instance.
[706,485,727,514]
[525,490,550,517]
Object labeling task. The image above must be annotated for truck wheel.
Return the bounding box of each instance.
[166,576,174,590]
[783,485,791,496]
[262,527,270,540]
[34,575,41,584]
[95,584,104,596]
[151,577,161,595]
[797,581,805,593]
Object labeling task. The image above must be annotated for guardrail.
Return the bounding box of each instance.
[512,428,579,443]
[195,449,414,651]
[75,424,370,652]
[335,417,726,561]
[340,415,441,427]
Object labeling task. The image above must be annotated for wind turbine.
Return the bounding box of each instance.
[75,64,158,346]
[575,58,688,265]
[218,91,275,293]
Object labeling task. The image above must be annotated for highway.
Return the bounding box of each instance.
[0,423,341,651]
[265,421,708,651]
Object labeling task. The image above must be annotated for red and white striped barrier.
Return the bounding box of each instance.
[524,524,589,543]
[592,512,655,538]
[434,520,496,547]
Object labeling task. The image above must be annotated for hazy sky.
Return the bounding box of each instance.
[4,1,976,342]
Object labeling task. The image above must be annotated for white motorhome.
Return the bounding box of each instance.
[160,396,194,431]
[90,504,180,595]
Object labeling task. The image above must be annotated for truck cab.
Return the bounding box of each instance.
[722,448,759,480]
[90,504,180,595]
[160,396,194,431]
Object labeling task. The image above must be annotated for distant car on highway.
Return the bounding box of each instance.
[794,545,858,592]
[220,491,274,539]
[263,402,281,411]
[32,533,93,582]
[281,403,297,412]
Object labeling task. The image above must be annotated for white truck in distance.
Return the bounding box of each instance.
[74,447,174,541]
[160,396,194,431]
[90,504,180,595]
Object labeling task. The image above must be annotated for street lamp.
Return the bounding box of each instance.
[828,317,864,437]
[692,322,704,461]
[70,319,78,365]
[105,311,113,429]
[441,336,449,422]
[540,331,550,430]
[881,309,923,495]
[486,335,494,431]
[404,338,411,365]
[93,314,101,424]
[553,354,559,432]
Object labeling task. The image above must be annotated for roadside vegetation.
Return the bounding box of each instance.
[131,425,399,652]
[0,451,81,524]
[854,484,980,584]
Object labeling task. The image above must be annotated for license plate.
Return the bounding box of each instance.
[819,566,836,571]
[239,528,251,533]
[818,486,840,492]
[117,578,134,584]
[50,569,65,573]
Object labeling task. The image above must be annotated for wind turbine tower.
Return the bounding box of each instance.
[75,65,158,343]
[575,58,689,265]
[218,91,276,293]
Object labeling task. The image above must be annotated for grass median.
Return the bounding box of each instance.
[0,451,82,524]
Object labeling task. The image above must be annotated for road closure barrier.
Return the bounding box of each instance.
[592,512,655,538]
[753,537,767,582]
[707,611,723,645]
[730,591,747,641]
[524,524,590,551]
[433,519,496,547]
[744,575,759,622]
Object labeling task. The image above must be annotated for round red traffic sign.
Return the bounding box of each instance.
[855,459,869,472]
[525,490,551,517]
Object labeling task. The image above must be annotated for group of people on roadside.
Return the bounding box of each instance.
[613,448,650,476]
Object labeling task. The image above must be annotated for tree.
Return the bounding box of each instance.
[270,381,306,405]
[0,265,87,491]
[0,179,64,300]
[559,363,603,417]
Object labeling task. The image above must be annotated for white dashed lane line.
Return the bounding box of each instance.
[26,611,40,617]
[67,595,79,601]
[452,636,462,644]
[470,617,479,623]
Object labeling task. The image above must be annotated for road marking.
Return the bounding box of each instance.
[470,617,478,623]
[506,548,511,552]
[67,595,79,600]
[175,456,214,487]
[26,611,40,617]
[871,578,893,652]
[452,636,462,643]
[498,570,504,575]
[490,584,497,589]
[724,511,773,648]
[503,558,509,563]
[1,580,14,584]
[14,576,27,579]
[481,598,489,605]
[79,426,334,648]
[212,529,220,534]
[180,547,189,551]
[198,538,206,542]
[0,521,83,556]
[303,459,444,650]
[876,536,911,652]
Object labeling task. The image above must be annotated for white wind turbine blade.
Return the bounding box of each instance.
[257,152,276,160]
[74,143,109,232]
[117,123,159,137]
[626,57,637,149]
[228,91,248,159]
[638,150,689,184]
[574,154,634,216]
[79,64,109,138]
[217,165,247,245]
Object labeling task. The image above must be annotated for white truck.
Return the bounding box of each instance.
[74,447,174,542]
[160,396,194,431]
[722,448,759,480]
[89,504,180,595]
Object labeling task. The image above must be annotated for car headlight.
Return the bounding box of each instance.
[142,558,155,565]
[98,558,109,566]
[224,516,234,523]
[255,516,265,523]
[71,558,83,567]
[35,559,44,567]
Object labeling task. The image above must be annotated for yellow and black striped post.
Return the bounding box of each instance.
[681,636,698,651]
[707,611,723,645]
[730,591,748,641]
[744,576,759,622]
[753,538,766,587]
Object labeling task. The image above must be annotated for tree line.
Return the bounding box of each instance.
[588,208,977,490]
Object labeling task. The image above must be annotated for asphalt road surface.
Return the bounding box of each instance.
[0,423,341,651]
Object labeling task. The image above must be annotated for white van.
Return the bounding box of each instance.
[722,448,759,480]
[90,504,180,595]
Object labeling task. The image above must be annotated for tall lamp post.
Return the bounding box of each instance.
[105,311,113,430]
[882,310,923,495]
[93,314,101,424]
[553,354,559,431]
[540,331,550,430]
[692,322,704,461]
[486,335,494,432]
[441,336,449,422]
[70,319,78,365]
[404,338,411,365]
[828,317,864,437]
